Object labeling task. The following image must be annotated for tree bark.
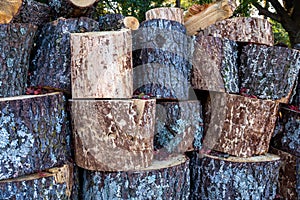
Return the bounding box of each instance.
[80,154,190,200]
[71,29,133,99]
[71,99,156,171]
[145,7,184,24]
[30,17,100,93]
[192,35,239,93]
[0,23,37,98]
[198,17,274,46]
[98,14,139,31]
[240,43,300,103]
[188,151,281,200]
[0,92,71,180]
[154,100,204,160]
[202,92,279,157]
[0,0,22,23]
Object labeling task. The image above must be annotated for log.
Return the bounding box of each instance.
[98,14,139,31]
[184,0,234,36]
[272,106,300,157]
[30,17,100,93]
[240,44,300,103]
[192,35,239,93]
[12,0,51,27]
[188,151,281,200]
[269,147,300,200]
[0,164,77,199]
[0,0,22,24]
[198,17,274,46]
[154,100,204,160]
[145,7,184,24]
[81,154,190,200]
[0,23,37,98]
[291,72,300,107]
[71,29,133,98]
[71,99,156,171]
[203,92,279,157]
[0,92,71,180]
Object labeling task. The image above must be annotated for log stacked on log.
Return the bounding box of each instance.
[146,7,184,24]
[98,14,139,31]
[30,17,100,93]
[0,0,23,24]
[0,23,37,97]
[81,154,190,200]
[0,92,71,180]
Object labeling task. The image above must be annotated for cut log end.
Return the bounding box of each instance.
[69,0,97,7]
[123,16,139,30]
[0,0,22,23]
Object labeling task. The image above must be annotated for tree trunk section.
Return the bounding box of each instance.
[145,7,184,24]
[71,29,133,99]
[30,17,100,92]
[192,35,239,93]
[0,23,37,98]
[203,92,279,157]
[240,44,300,103]
[81,154,190,200]
[71,99,156,171]
[291,72,300,107]
[187,151,281,200]
[98,14,139,31]
[0,92,71,180]
[154,100,204,160]
[198,17,274,46]
[269,147,299,200]
[0,0,22,23]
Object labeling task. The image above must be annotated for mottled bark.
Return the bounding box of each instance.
[292,72,300,107]
[71,29,133,98]
[203,92,279,157]
[188,151,281,200]
[81,154,190,200]
[0,0,22,23]
[30,17,100,92]
[0,23,37,97]
[240,44,300,103]
[98,14,139,31]
[198,17,274,45]
[192,35,239,93]
[154,100,203,160]
[71,99,156,171]
[146,7,184,24]
[0,92,71,180]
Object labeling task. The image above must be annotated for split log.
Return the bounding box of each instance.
[71,99,156,171]
[0,23,37,98]
[145,7,184,24]
[0,164,77,199]
[48,0,97,18]
[198,17,274,46]
[81,154,190,200]
[240,44,300,103]
[0,0,22,24]
[269,147,300,200]
[71,29,132,98]
[154,100,204,160]
[203,92,279,157]
[30,17,100,93]
[0,92,71,180]
[184,0,234,36]
[99,14,139,31]
[188,151,281,200]
[192,35,239,93]
[272,106,300,157]
[12,0,51,27]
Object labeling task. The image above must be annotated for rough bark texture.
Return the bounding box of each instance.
[198,17,274,46]
[132,19,192,100]
[12,0,51,27]
[154,100,203,160]
[272,107,300,157]
[240,44,300,103]
[292,72,300,107]
[30,17,100,92]
[192,35,239,93]
[0,23,37,98]
[81,154,190,200]
[188,151,281,200]
[71,29,133,98]
[203,92,279,157]
[71,99,156,171]
[269,147,300,200]
[145,7,184,24]
[0,164,78,200]
[0,92,71,180]
[98,14,139,31]
[0,0,22,23]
